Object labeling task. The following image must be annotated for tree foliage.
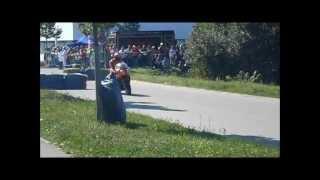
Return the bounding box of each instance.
[185,23,280,84]
[53,28,62,40]
[78,23,117,36]
[40,23,63,50]
[40,23,56,39]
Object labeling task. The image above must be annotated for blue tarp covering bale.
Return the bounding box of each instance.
[40,74,47,89]
[40,74,66,89]
[48,64,57,68]
[40,73,87,90]
[64,73,87,89]
[84,68,95,80]
[100,74,126,123]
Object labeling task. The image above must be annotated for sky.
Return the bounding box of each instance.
[40,22,195,41]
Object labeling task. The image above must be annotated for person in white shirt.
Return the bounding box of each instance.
[118,46,126,59]
[169,45,177,66]
[62,47,69,67]
[58,47,69,69]
[58,48,64,69]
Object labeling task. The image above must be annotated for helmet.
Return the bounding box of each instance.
[115,62,129,71]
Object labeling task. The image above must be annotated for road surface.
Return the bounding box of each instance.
[40,138,71,158]
[41,68,280,147]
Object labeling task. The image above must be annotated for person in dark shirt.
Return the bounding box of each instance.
[139,44,147,66]
[131,44,140,67]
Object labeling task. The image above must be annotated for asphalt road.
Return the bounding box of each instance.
[40,138,71,158]
[41,68,280,147]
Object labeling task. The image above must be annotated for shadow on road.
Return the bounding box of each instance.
[158,127,279,148]
[225,135,280,148]
[159,127,225,141]
[125,101,186,112]
[124,93,150,97]
[126,101,155,104]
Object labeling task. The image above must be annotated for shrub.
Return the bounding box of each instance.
[235,70,245,81]
[249,70,263,83]
[244,72,249,81]
[225,75,232,81]
[185,23,279,84]
[232,70,263,83]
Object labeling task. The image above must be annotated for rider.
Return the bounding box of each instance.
[106,53,131,95]
[107,53,122,75]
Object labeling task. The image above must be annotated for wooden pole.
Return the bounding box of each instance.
[93,23,103,121]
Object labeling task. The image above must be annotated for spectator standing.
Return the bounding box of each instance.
[124,44,132,66]
[158,42,165,60]
[151,46,159,69]
[109,45,115,57]
[113,45,118,56]
[175,44,181,67]
[131,45,140,67]
[146,44,152,66]
[169,45,177,66]
[139,44,147,66]
[79,46,88,68]
[53,48,58,68]
[50,47,56,67]
[118,46,126,59]
[58,49,63,69]
[63,47,69,67]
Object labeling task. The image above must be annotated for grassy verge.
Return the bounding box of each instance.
[40,90,279,157]
[130,68,279,98]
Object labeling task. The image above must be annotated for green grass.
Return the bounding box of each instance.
[130,68,279,98]
[40,90,279,157]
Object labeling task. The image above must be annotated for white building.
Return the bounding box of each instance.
[40,23,83,52]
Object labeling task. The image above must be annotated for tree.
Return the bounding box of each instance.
[53,28,62,46]
[240,23,280,83]
[79,23,93,36]
[40,23,56,50]
[185,23,249,79]
[78,23,117,66]
[116,23,140,32]
[79,23,117,36]
[77,23,118,121]
[185,23,280,84]
[88,23,117,122]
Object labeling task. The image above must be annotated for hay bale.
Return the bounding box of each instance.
[63,68,81,74]
[84,68,95,80]
[64,73,88,89]
[40,74,65,89]
[71,64,81,68]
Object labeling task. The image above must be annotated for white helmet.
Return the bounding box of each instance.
[115,62,129,71]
